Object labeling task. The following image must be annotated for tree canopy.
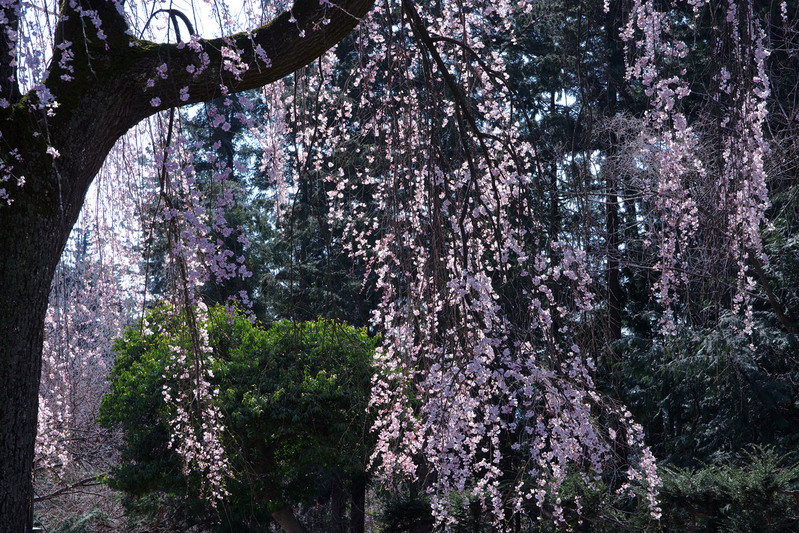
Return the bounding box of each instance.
[0,0,375,529]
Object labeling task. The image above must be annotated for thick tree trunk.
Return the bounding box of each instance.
[0,174,77,532]
[0,274,50,533]
[330,475,347,533]
[0,1,374,531]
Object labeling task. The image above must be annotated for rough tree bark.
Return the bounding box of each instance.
[0,0,374,530]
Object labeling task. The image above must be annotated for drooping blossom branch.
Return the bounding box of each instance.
[35,133,145,511]
[292,0,664,526]
[622,0,772,335]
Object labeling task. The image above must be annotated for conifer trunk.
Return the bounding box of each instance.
[349,472,367,533]
[605,0,624,351]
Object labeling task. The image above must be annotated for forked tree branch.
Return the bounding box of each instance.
[46,0,375,131]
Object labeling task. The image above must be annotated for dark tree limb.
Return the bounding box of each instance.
[272,505,309,533]
[0,0,20,105]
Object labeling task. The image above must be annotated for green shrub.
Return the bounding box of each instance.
[99,304,377,530]
[659,446,799,532]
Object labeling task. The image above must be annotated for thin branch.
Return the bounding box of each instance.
[33,475,106,503]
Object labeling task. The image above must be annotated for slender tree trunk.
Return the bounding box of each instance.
[606,176,622,344]
[603,2,630,478]
[349,472,367,533]
[605,0,624,351]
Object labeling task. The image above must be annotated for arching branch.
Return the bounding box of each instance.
[140,0,374,111]
[29,0,375,233]
[48,0,376,125]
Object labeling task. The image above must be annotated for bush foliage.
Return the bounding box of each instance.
[99,305,377,530]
